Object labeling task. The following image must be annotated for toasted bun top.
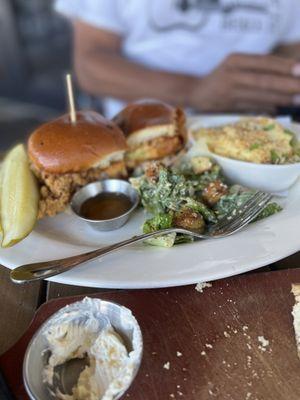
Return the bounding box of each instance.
[113,101,180,137]
[28,111,127,174]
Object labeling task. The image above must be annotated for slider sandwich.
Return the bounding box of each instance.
[28,111,127,217]
[113,101,187,170]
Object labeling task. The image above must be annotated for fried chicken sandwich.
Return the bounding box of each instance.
[28,111,127,217]
[113,101,187,170]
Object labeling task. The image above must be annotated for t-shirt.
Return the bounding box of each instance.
[56,0,300,117]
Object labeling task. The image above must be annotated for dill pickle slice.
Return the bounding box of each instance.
[0,166,3,238]
[1,144,39,248]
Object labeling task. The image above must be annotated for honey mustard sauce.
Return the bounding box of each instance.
[80,192,133,220]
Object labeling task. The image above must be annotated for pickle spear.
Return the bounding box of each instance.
[0,166,3,238]
[1,144,39,248]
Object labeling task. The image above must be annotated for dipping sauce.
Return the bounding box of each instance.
[80,192,133,220]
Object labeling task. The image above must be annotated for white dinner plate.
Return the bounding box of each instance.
[1,115,300,289]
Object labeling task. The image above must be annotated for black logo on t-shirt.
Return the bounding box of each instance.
[175,0,220,12]
[175,0,268,14]
[149,0,276,32]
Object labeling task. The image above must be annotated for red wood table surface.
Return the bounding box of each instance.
[0,262,273,356]
[1,257,300,400]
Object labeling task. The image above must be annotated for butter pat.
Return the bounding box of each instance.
[42,297,142,400]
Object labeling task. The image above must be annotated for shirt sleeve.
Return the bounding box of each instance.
[55,0,126,35]
[279,0,300,44]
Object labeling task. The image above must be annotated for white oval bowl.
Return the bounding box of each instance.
[209,153,300,193]
[188,116,300,193]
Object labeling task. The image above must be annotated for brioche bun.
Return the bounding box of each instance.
[28,111,127,174]
[113,101,175,135]
[113,101,187,168]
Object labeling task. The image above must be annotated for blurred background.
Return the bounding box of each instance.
[0,0,72,150]
[1,0,300,152]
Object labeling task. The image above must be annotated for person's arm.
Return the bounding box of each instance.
[73,20,300,114]
[73,21,194,106]
[273,42,300,58]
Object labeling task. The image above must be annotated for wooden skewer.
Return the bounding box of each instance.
[66,73,77,124]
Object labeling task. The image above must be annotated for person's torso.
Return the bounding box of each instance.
[118,0,291,76]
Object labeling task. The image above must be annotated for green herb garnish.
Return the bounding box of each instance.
[270,150,280,164]
[263,124,275,131]
[249,143,261,151]
[284,129,294,136]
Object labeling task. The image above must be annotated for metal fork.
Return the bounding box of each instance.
[10,191,272,284]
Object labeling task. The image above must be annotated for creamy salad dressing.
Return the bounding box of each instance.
[42,298,142,400]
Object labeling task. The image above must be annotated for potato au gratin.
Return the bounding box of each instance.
[193,117,300,164]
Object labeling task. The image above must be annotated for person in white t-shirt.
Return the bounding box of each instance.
[56,0,300,117]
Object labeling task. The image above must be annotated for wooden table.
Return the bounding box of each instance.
[1,253,300,400]
[1,252,300,356]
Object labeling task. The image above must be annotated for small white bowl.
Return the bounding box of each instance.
[206,153,300,193]
[189,118,300,194]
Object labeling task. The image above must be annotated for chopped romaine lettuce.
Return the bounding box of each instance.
[214,186,252,219]
[132,161,283,248]
[145,233,177,248]
[177,163,224,192]
[215,186,282,221]
[254,203,282,221]
[136,167,194,214]
[143,213,176,247]
[143,213,173,234]
[184,198,217,223]
[174,234,194,245]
